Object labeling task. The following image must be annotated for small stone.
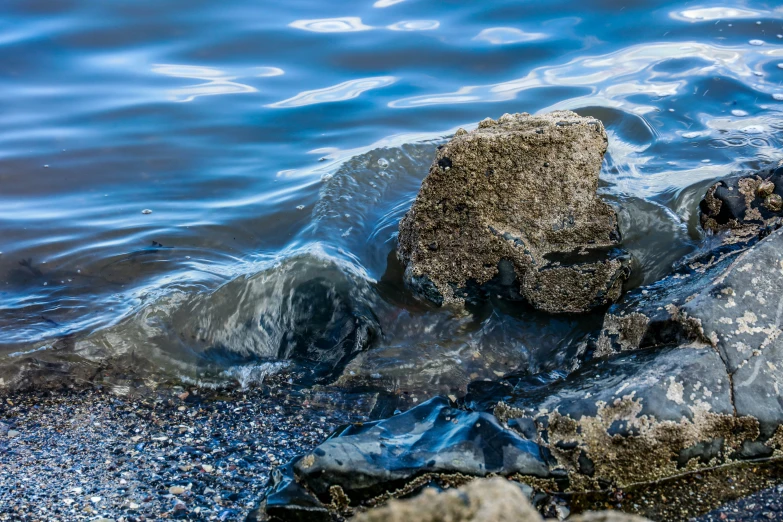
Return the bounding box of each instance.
[757,180,776,197]
[201,464,214,472]
[765,193,783,212]
[6,430,19,438]
[169,486,186,495]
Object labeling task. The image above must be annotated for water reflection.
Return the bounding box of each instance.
[672,7,764,22]
[389,42,760,109]
[151,64,258,102]
[374,0,406,7]
[289,17,372,33]
[388,21,440,31]
[473,27,547,45]
[268,76,397,108]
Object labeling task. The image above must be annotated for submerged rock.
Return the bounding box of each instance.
[397,111,630,313]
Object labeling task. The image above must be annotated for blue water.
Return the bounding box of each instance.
[1,0,783,390]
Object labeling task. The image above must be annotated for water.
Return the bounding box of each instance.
[1,0,783,393]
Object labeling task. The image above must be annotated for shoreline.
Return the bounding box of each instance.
[0,385,370,522]
[3,384,783,522]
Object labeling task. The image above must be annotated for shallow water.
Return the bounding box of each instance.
[1,0,783,392]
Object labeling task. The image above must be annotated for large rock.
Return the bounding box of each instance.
[397,111,630,313]
[598,196,783,437]
[251,346,777,521]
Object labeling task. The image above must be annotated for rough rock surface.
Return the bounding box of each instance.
[352,477,542,522]
[352,477,652,522]
[597,212,783,438]
[700,163,783,241]
[254,169,783,521]
[397,111,630,313]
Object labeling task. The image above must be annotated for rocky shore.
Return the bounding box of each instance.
[3,112,783,522]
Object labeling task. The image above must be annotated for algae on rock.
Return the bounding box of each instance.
[398,111,630,313]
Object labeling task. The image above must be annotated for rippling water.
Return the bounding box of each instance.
[1,0,783,392]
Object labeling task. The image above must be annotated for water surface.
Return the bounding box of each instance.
[1,0,783,392]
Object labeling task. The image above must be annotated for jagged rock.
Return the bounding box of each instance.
[597,213,783,437]
[249,396,554,521]
[700,163,783,241]
[397,111,630,313]
[469,346,764,490]
[251,344,779,520]
[352,477,542,522]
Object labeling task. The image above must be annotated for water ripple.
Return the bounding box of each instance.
[151,64,258,102]
[268,76,397,108]
[289,17,372,33]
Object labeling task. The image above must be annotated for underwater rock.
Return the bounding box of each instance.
[351,477,542,522]
[397,111,630,313]
[700,162,783,241]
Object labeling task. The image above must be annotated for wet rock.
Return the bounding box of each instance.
[397,111,630,313]
[352,477,542,522]
[254,342,777,521]
[251,396,552,521]
[597,223,783,438]
[474,346,761,490]
[699,163,783,241]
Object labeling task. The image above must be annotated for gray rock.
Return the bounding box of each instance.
[397,111,630,313]
[597,221,783,437]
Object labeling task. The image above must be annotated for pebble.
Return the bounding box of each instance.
[6,430,19,438]
[0,386,366,521]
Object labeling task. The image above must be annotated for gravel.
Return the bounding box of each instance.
[692,484,783,522]
[0,386,371,521]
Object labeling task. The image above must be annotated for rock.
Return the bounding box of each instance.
[250,396,553,521]
[6,430,19,438]
[352,477,542,522]
[169,486,186,495]
[253,345,778,520]
[699,163,783,241]
[471,346,760,490]
[597,216,783,438]
[397,111,630,313]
